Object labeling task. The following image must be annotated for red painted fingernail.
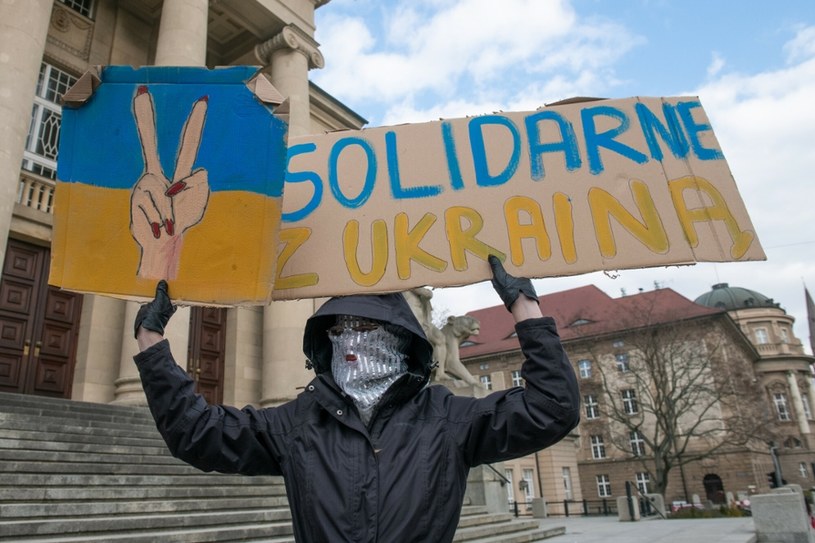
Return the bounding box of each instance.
[165,218,174,236]
[199,95,208,103]
[138,85,148,95]
[165,181,187,197]
[151,222,161,239]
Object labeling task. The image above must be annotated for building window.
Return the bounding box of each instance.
[780,328,789,344]
[774,392,791,421]
[616,353,630,372]
[785,437,803,449]
[622,389,639,415]
[479,363,489,370]
[612,340,624,348]
[522,469,535,502]
[630,430,646,457]
[562,467,573,500]
[803,394,812,420]
[504,469,515,504]
[590,435,606,459]
[511,370,523,387]
[596,474,611,497]
[800,463,809,479]
[754,327,769,344]
[59,0,94,18]
[480,374,492,390]
[584,394,599,420]
[635,472,651,494]
[23,63,77,180]
[578,359,592,378]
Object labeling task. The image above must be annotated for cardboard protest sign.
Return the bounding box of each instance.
[274,96,764,300]
[51,66,288,304]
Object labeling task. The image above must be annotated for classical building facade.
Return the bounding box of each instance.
[462,284,815,508]
[694,283,815,486]
[0,0,365,407]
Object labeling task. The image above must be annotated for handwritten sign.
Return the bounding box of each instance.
[274,96,764,300]
[51,66,288,304]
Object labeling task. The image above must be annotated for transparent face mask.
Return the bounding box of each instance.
[329,315,410,425]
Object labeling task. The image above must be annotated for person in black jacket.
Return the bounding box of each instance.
[134,256,580,543]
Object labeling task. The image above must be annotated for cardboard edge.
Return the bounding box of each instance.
[61,66,102,107]
[544,96,608,107]
[247,72,285,106]
[273,97,290,125]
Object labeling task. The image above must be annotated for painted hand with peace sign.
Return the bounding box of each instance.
[130,86,210,280]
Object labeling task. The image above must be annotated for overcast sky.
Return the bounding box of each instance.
[311,0,815,352]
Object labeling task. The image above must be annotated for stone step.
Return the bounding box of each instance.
[0,436,170,456]
[0,496,290,519]
[0,404,156,429]
[0,392,158,425]
[465,524,566,542]
[2,509,294,539]
[0,391,156,418]
[453,518,543,541]
[0,459,219,475]
[1,472,279,488]
[461,505,490,516]
[1,523,295,542]
[0,414,164,440]
[0,448,181,466]
[0,427,167,449]
[0,483,285,502]
[457,512,516,527]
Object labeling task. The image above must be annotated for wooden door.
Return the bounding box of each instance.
[187,306,226,404]
[0,240,83,398]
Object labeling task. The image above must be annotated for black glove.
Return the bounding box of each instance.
[488,255,539,311]
[134,280,177,338]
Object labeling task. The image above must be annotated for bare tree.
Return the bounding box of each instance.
[579,295,773,499]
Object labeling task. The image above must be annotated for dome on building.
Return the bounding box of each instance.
[694,283,779,311]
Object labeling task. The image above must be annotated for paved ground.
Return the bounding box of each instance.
[539,515,757,543]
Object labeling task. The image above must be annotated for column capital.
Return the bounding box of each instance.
[255,24,325,70]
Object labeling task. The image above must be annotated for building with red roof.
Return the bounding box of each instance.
[460,284,815,512]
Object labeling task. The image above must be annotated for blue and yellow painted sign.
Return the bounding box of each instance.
[51,66,288,304]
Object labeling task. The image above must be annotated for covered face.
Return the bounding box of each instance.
[302,294,435,425]
[329,315,411,424]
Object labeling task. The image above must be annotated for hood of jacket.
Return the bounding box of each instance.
[303,293,434,386]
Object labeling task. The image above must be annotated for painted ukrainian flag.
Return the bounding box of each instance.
[51,66,288,304]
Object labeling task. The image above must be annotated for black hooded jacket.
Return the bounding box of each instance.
[134,294,580,543]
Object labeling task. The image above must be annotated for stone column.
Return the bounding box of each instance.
[0,0,52,270]
[114,0,208,403]
[787,371,811,436]
[154,0,209,66]
[255,24,324,406]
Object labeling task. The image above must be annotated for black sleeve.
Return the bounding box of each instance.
[134,340,288,475]
[448,317,581,466]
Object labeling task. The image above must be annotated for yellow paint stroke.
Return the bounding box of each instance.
[504,196,552,266]
[668,175,754,259]
[344,219,388,286]
[394,212,447,279]
[276,227,319,290]
[444,206,503,271]
[589,179,669,258]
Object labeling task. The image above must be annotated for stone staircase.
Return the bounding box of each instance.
[0,391,564,542]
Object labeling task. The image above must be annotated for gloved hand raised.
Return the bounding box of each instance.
[488,255,539,312]
[134,280,177,338]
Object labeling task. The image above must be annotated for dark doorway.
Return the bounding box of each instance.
[703,473,725,504]
[0,239,83,398]
[187,306,226,404]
